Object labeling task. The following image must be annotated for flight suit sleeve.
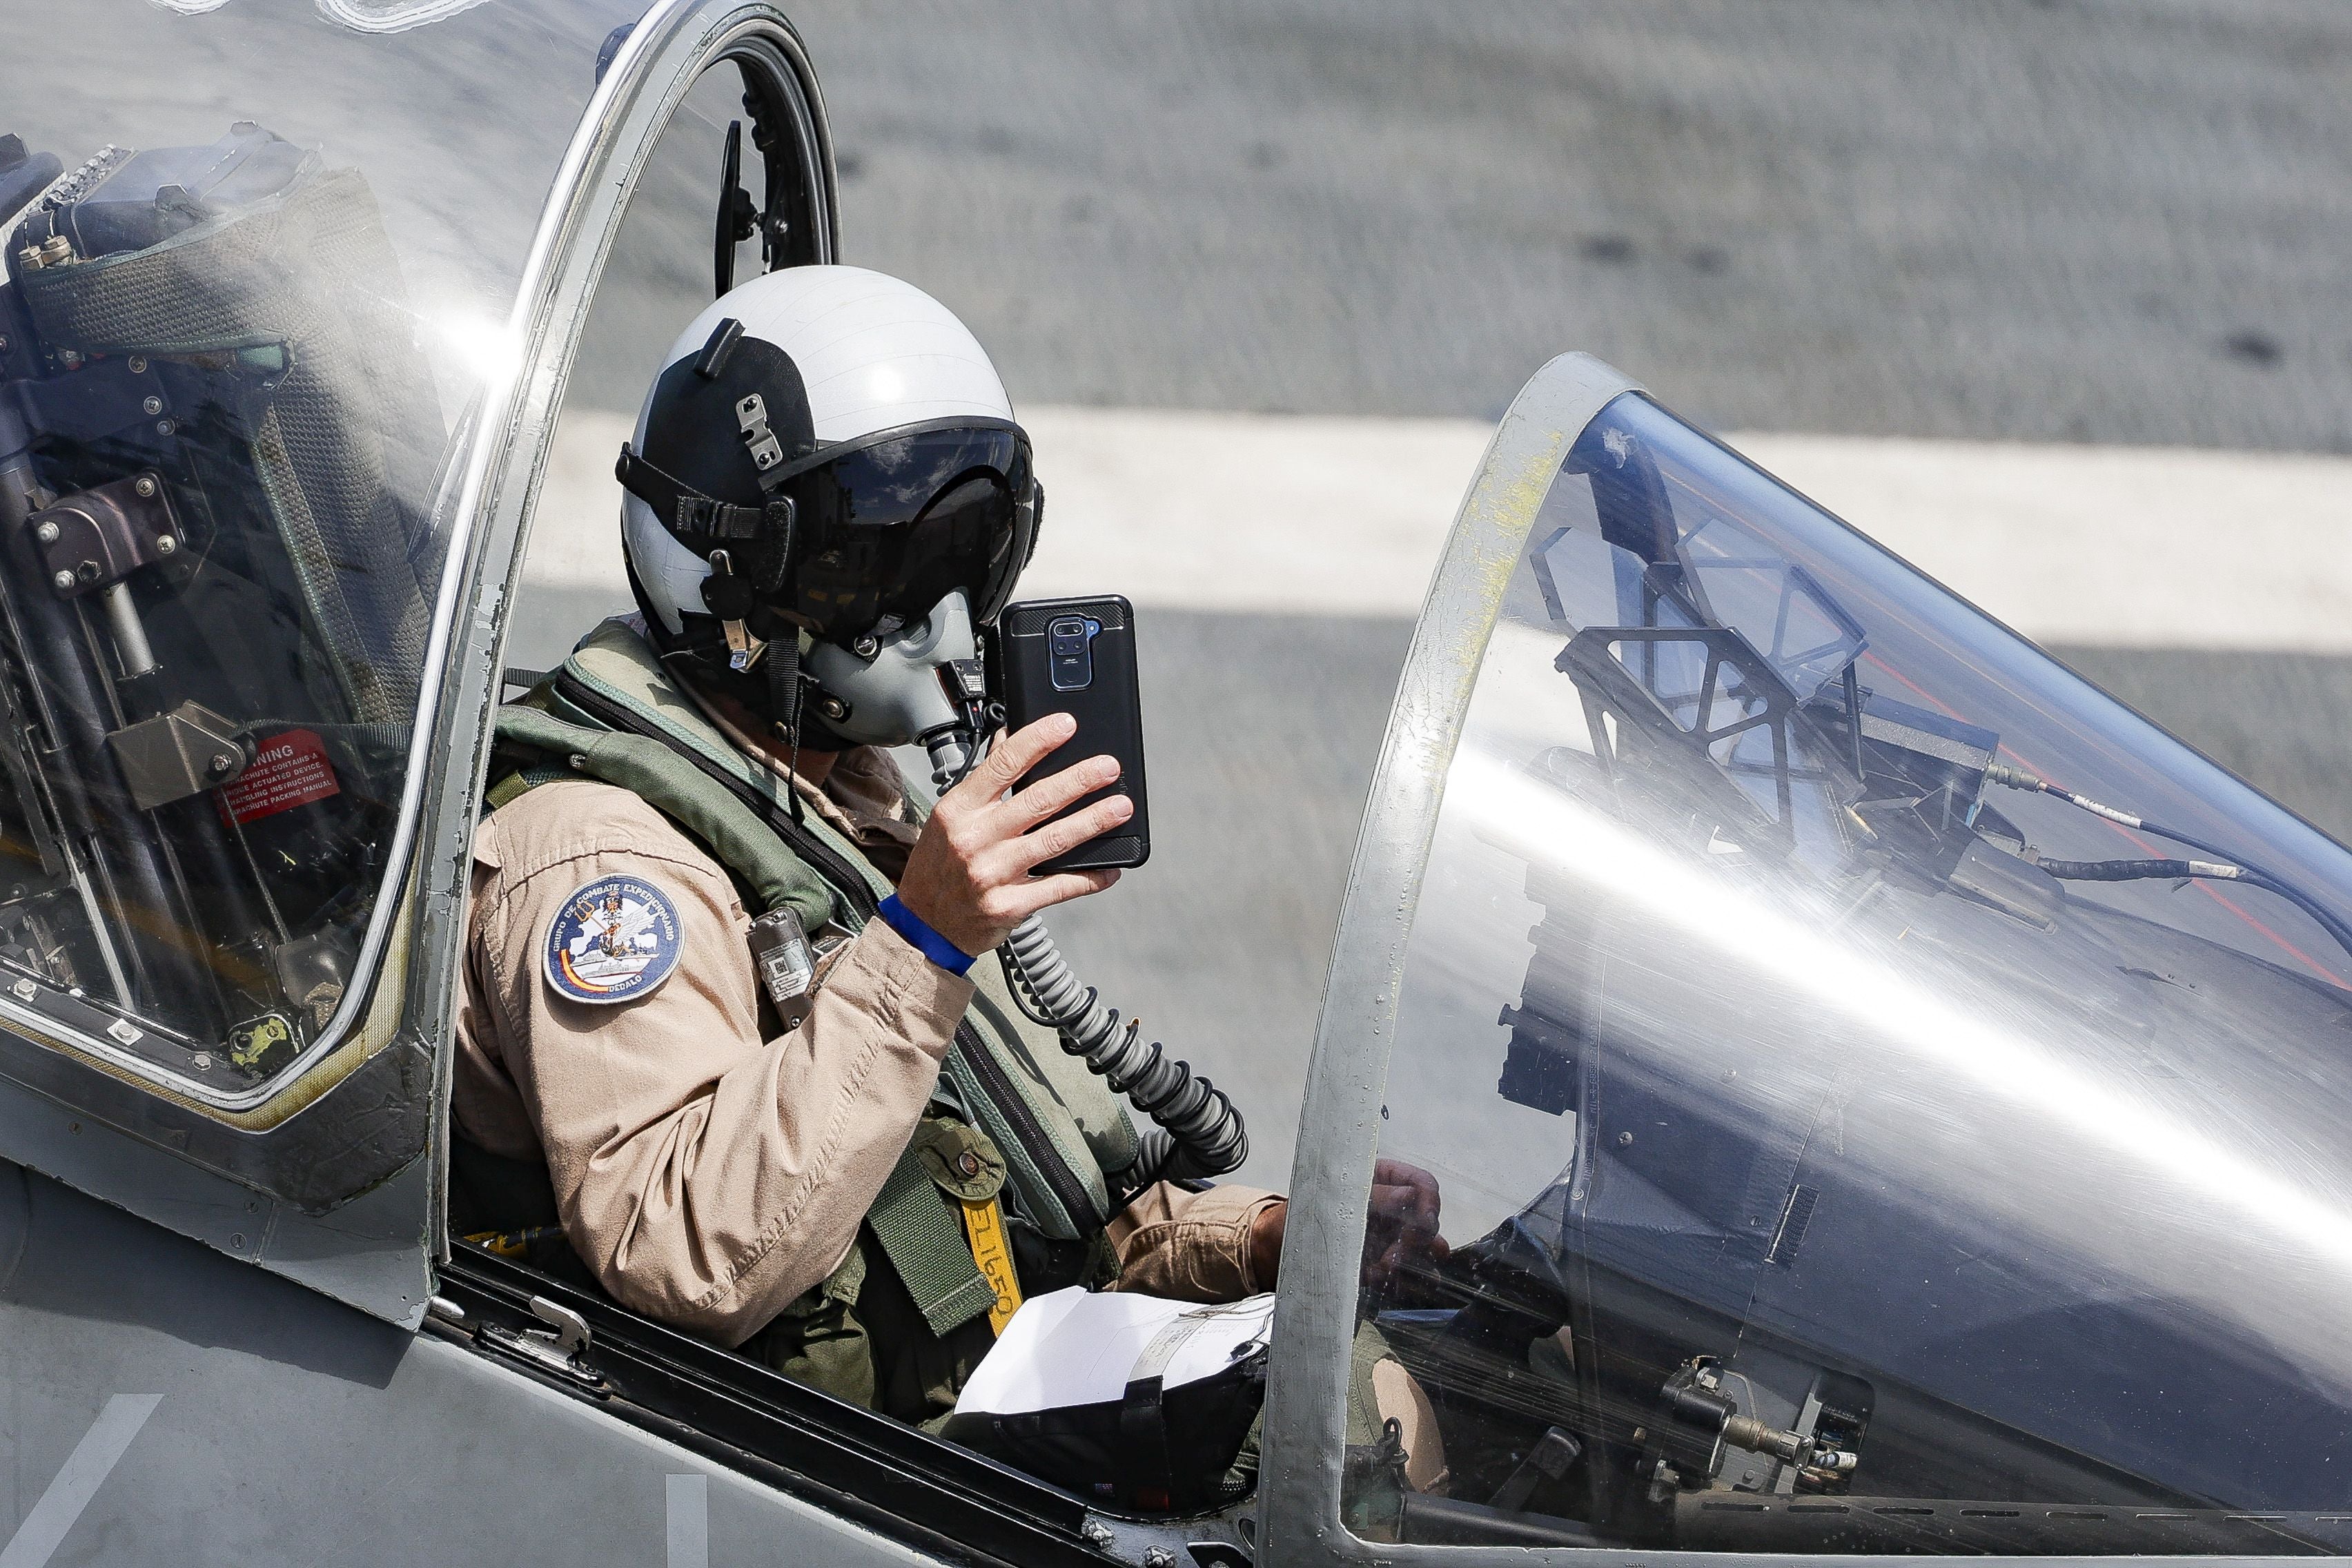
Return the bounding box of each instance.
[1105,1179,1283,1302]
[469,782,974,1346]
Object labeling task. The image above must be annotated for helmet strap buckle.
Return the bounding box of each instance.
[723,623,764,674]
[703,549,765,673]
[764,631,807,824]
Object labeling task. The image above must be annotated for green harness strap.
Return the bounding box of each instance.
[490,706,834,932]
[867,1146,1003,1337]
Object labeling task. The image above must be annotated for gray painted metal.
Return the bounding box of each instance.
[0,1159,931,1566]
[1255,352,1640,1565]
[0,1070,433,1326]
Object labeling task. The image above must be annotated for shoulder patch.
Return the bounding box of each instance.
[543,874,684,1005]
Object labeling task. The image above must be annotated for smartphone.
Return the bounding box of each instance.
[994,596,1150,872]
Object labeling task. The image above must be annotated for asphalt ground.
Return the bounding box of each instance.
[790,0,2352,449]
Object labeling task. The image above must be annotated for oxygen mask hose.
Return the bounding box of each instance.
[998,915,1249,1193]
[925,729,977,796]
[934,721,1248,1198]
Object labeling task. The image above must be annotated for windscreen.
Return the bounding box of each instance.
[1345,391,2352,1554]
[0,0,632,1104]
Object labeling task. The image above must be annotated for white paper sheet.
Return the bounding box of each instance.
[952,1288,1277,1417]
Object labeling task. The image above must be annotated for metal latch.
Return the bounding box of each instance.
[736,391,783,472]
[105,700,252,810]
[479,1295,605,1389]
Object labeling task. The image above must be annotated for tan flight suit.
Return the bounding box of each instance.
[451,721,1443,1486]
[454,756,1276,1336]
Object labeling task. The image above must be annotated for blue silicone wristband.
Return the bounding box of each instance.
[876,894,977,976]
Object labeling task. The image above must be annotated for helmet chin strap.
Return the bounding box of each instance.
[804,591,988,795]
[763,626,806,823]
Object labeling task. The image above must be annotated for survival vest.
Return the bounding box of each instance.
[460,618,1144,1424]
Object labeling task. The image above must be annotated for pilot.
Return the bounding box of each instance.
[449,264,1447,1493]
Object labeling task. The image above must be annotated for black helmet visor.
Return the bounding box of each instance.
[778,418,1035,641]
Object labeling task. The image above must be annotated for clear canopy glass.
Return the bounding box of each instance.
[1347,390,2352,1553]
[0,0,636,1100]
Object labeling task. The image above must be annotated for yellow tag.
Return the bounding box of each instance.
[960,1196,1023,1335]
[462,1228,530,1260]
[462,1224,561,1261]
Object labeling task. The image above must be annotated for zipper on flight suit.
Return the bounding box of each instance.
[548,669,1106,1233]
[948,1017,1101,1229]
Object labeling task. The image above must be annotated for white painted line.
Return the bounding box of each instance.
[665,1472,707,1568]
[0,1394,161,1568]
[1740,432,2352,654]
[522,409,636,604]
[525,407,2352,651]
[1016,405,1494,620]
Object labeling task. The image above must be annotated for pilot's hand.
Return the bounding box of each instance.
[1248,1197,1286,1291]
[1241,1159,1449,1295]
[896,714,1130,958]
[1362,1158,1448,1290]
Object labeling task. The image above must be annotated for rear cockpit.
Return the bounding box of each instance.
[1337,376,2352,1553]
[0,121,440,1100]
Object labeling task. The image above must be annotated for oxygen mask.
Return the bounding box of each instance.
[803,590,990,792]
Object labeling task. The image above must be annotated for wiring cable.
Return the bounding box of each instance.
[2030,856,2245,883]
[1986,763,2352,970]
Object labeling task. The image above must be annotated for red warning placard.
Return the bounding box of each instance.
[221,729,341,825]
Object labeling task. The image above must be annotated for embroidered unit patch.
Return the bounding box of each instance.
[543,874,683,1004]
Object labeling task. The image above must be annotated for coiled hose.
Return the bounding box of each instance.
[999,914,1248,1198]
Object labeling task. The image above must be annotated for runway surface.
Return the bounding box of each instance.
[794,0,2352,449]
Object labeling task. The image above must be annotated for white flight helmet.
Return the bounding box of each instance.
[616,266,1039,767]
